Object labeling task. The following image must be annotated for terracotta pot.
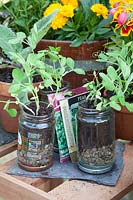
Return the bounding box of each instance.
[0,80,19,133]
[36,39,107,89]
[115,106,133,141]
[0,67,42,134]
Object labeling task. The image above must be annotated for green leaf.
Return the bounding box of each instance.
[125,102,133,112]
[8,84,21,94]
[70,37,84,47]
[125,72,133,92]
[3,101,17,117]
[96,102,103,111]
[9,52,25,65]
[95,28,110,35]
[118,94,125,106]
[0,25,17,59]
[110,101,121,111]
[9,32,26,44]
[100,73,115,91]
[97,52,108,62]
[66,57,75,69]
[12,68,25,82]
[118,57,130,80]
[107,66,118,81]
[6,108,17,117]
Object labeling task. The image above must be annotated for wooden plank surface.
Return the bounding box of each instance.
[49,143,133,200]
[0,172,55,200]
[0,157,46,187]
[0,155,64,191]
[0,140,17,158]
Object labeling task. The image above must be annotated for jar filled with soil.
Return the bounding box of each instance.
[17,102,55,171]
[76,101,115,174]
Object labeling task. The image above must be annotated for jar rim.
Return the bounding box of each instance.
[78,100,112,115]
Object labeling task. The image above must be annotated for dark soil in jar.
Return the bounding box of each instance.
[24,102,53,116]
[81,100,102,109]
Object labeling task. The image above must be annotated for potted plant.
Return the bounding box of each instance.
[76,72,115,174]
[0,11,59,171]
[0,10,58,133]
[96,0,133,140]
[6,59,56,172]
[0,7,85,170]
[97,39,133,141]
[37,0,114,88]
[0,0,113,88]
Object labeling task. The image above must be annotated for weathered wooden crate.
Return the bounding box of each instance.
[0,140,133,200]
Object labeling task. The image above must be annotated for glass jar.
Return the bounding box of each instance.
[76,101,115,174]
[17,102,55,171]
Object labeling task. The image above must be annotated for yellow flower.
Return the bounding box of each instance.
[44,3,73,30]
[91,4,108,19]
[60,4,75,18]
[43,3,62,16]
[61,0,78,9]
[51,13,68,30]
[129,0,133,3]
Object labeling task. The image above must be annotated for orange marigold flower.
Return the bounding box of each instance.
[91,4,108,19]
[61,0,78,9]
[60,4,75,18]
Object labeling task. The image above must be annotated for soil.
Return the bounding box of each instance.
[0,67,42,83]
[77,103,115,168]
[80,100,101,109]
[18,101,55,170]
[24,102,53,116]
[0,67,13,83]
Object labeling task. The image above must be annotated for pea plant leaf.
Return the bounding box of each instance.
[99,72,115,91]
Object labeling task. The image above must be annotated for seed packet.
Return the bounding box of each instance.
[47,87,88,163]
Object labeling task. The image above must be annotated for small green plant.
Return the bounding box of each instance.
[84,40,133,112]
[98,40,133,112]
[84,71,108,111]
[36,46,85,92]
[0,10,58,116]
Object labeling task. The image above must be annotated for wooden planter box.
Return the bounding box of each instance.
[0,140,133,200]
